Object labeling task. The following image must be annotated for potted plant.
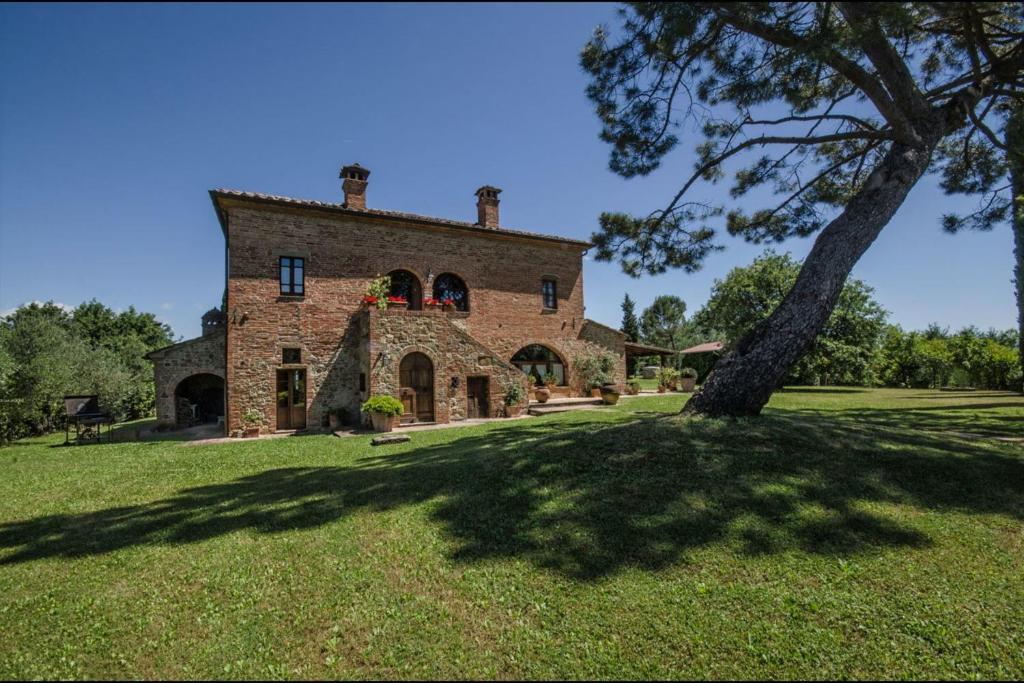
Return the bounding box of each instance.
[386,295,408,309]
[423,297,441,309]
[574,350,616,398]
[441,297,455,311]
[364,274,391,311]
[504,382,525,417]
[626,377,642,395]
[600,383,621,405]
[361,395,404,432]
[658,367,680,392]
[680,367,698,392]
[242,409,262,438]
[532,371,551,403]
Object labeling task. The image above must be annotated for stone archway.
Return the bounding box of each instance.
[399,352,434,422]
[173,373,225,428]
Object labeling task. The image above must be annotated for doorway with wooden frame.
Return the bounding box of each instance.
[399,352,434,422]
[466,376,489,418]
[275,368,307,430]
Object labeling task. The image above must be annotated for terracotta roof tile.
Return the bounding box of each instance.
[209,189,592,248]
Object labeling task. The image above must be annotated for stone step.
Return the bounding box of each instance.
[528,398,605,416]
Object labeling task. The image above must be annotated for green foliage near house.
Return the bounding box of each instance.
[573,350,617,389]
[694,251,888,386]
[360,394,404,417]
[0,300,174,444]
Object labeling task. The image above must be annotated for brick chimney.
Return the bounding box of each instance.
[340,163,370,210]
[475,186,501,229]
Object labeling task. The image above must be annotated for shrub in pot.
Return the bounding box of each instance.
[503,383,525,417]
[242,409,262,438]
[600,383,621,405]
[626,377,642,395]
[361,395,404,432]
[658,367,680,392]
[680,367,698,392]
[575,350,616,399]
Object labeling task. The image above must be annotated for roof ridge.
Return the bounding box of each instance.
[210,188,592,247]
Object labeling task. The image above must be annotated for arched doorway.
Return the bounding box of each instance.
[432,273,469,312]
[174,373,224,428]
[399,352,434,422]
[511,345,567,386]
[388,269,422,310]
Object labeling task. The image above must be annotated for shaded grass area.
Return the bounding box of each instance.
[0,388,1022,678]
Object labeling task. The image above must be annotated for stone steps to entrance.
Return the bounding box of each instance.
[528,397,605,416]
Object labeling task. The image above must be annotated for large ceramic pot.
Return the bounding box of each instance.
[370,412,399,432]
[680,377,696,392]
[243,426,260,438]
[534,387,551,404]
[590,388,603,398]
[600,384,621,405]
[505,404,523,418]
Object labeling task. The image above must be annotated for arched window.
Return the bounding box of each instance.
[433,273,469,312]
[388,270,422,310]
[511,344,566,386]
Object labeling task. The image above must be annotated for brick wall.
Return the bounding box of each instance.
[222,199,623,433]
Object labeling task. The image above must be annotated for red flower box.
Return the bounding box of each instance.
[387,296,407,304]
[362,296,378,304]
[423,297,441,306]
[442,298,454,307]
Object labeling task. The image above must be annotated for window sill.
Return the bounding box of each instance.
[276,295,305,303]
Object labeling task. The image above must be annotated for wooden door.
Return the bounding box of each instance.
[467,377,489,418]
[399,353,434,422]
[275,369,307,430]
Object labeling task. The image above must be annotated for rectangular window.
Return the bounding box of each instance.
[282,348,301,364]
[279,257,305,296]
[542,279,557,309]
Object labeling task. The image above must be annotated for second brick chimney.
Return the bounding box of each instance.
[340,163,370,210]
[475,186,501,229]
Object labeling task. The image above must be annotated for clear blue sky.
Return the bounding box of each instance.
[0,2,1015,341]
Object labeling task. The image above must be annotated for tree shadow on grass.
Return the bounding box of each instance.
[2,409,1022,580]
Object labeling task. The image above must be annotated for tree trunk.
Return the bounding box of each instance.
[684,137,939,417]
[1008,98,1024,393]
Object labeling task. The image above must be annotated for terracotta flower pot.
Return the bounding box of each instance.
[386,300,407,309]
[590,388,602,398]
[680,377,696,392]
[600,386,620,405]
[505,404,522,418]
[534,387,551,403]
[243,426,260,438]
[370,412,399,432]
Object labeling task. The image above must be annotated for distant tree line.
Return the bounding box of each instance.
[0,301,174,444]
[624,250,1022,391]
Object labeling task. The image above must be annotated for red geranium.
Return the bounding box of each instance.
[442,298,454,306]
[423,297,441,306]
[387,296,407,304]
[362,295,378,304]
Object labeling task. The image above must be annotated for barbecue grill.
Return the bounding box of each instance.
[63,395,113,444]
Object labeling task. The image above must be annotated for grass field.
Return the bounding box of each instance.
[1,388,1022,679]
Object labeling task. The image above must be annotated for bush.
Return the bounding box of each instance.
[658,367,680,388]
[361,395,404,416]
[680,367,698,379]
[574,350,617,389]
[504,382,525,406]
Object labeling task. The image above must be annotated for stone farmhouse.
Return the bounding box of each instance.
[148,164,643,436]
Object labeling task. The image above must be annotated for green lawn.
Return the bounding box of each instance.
[1,388,1022,679]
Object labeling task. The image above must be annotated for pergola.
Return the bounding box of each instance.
[624,341,681,369]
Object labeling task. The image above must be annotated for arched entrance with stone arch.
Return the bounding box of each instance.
[173,373,225,428]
